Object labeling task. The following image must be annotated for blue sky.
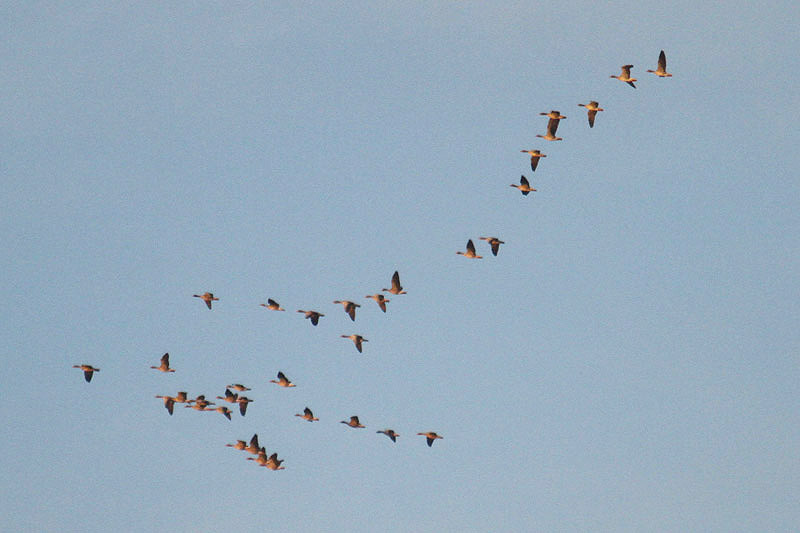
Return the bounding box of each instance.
[2,2,799,532]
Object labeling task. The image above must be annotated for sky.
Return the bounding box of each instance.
[2,2,799,532]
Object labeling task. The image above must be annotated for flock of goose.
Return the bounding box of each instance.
[73,50,672,472]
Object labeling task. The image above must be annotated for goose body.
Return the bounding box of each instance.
[611,65,637,88]
[536,117,563,141]
[578,101,604,128]
[260,298,285,311]
[365,293,390,312]
[295,406,319,422]
[377,429,399,442]
[193,292,219,309]
[520,149,546,171]
[647,50,672,77]
[510,175,536,195]
[341,415,365,428]
[150,352,175,373]
[333,300,360,321]
[297,309,324,326]
[155,395,176,415]
[270,371,296,387]
[383,271,407,295]
[457,239,483,259]
[417,432,443,447]
[341,334,368,353]
[73,364,100,383]
[479,236,504,257]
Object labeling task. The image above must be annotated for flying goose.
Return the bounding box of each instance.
[382,271,407,295]
[647,50,672,77]
[333,300,360,321]
[510,175,536,195]
[578,101,604,128]
[610,65,637,88]
[193,292,219,309]
[520,149,546,171]
[417,432,444,447]
[377,429,399,442]
[479,236,504,257]
[236,396,253,416]
[297,309,324,326]
[260,298,285,311]
[150,352,175,373]
[295,407,319,422]
[270,371,296,388]
[536,117,563,141]
[73,364,100,383]
[341,415,365,428]
[155,395,176,415]
[365,293,390,312]
[457,239,482,259]
[341,334,368,353]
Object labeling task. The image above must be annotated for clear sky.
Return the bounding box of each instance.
[2,2,799,532]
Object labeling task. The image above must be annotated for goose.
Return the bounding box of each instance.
[377,429,399,442]
[295,407,319,422]
[150,352,175,373]
[341,334,368,353]
[186,394,214,410]
[539,110,567,120]
[207,405,232,420]
[216,389,239,403]
[510,175,536,196]
[341,415,365,428]
[193,292,219,309]
[382,271,407,295]
[73,364,100,383]
[259,298,285,311]
[520,149,546,172]
[226,383,250,392]
[225,440,247,451]
[270,371,296,388]
[417,432,443,447]
[247,447,269,466]
[265,453,285,471]
[245,434,261,455]
[457,239,483,259]
[236,396,253,416]
[174,391,189,403]
[647,50,672,77]
[610,65,637,88]
[155,395,176,415]
[333,300,360,321]
[365,293,390,312]
[578,101,604,128]
[536,117,563,141]
[479,237,504,257]
[297,309,324,326]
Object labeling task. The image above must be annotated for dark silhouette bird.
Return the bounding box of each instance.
[417,432,443,447]
[295,406,319,422]
[457,239,482,259]
[73,364,100,383]
[377,429,399,442]
[520,149,546,171]
[341,334,368,353]
[578,101,604,128]
[333,300,360,321]
[647,50,672,77]
[479,236,504,257]
[150,352,175,373]
[383,271,407,295]
[260,298,285,311]
[297,309,324,326]
[270,371,296,388]
[341,415,365,428]
[510,175,536,195]
[207,405,232,420]
[611,65,637,88]
[193,292,219,309]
